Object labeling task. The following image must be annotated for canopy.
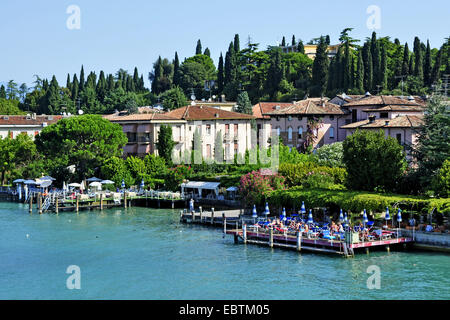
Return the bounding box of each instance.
[13,179,25,183]
[86,177,102,182]
[23,180,37,185]
[89,181,102,187]
[68,183,81,188]
[39,180,52,188]
[40,176,56,181]
[101,180,115,185]
[181,181,220,197]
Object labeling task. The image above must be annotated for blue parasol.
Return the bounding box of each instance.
[307,209,313,224]
[301,201,306,220]
[281,207,287,221]
[339,209,344,222]
[252,204,258,218]
[121,179,125,189]
[140,179,145,189]
[264,202,270,216]
[397,209,402,223]
[363,209,368,223]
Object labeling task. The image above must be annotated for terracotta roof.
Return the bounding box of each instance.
[343,95,422,107]
[362,105,425,112]
[341,115,424,129]
[165,105,255,120]
[265,99,345,115]
[104,113,182,122]
[0,115,62,126]
[252,102,294,119]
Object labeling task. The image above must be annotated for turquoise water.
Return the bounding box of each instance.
[0,202,449,300]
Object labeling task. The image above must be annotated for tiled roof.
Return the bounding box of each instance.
[265,99,345,115]
[362,105,425,112]
[341,115,424,129]
[104,113,182,122]
[252,102,294,119]
[166,105,255,120]
[343,95,422,107]
[0,115,62,126]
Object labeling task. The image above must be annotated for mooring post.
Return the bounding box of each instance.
[223,213,226,234]
[211,207,215,225]
[179,210,183,222]
[366,247,370,255]
[124,193,127,209]
[191,209,195,222]
[38,193,42,214]
[199,207,203,223]
[296,231,302,251]
[269,227,274,248]
[100,194,103,210]
[76,195,79,213]
[243,224,247,244]
[55,197,59,214]
[29,194,33,214]
[386,245,390,253]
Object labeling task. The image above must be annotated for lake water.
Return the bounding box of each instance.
[0,202,449,300]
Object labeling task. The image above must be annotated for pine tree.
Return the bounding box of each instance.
[424,40,432,87]
[297,40,305,54]
[236,91,252,114]
[203,48,211,57]
[196,39,202,55]
[173,51,180,87]
[311,36,329,96]
[356,50,364,93]
[214,130,224,164]
[217,52,224,93]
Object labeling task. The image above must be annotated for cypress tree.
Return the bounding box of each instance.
[409,54,414,75]
[107,74,115,91]
[372,38,381,90]
[401,43,410,77]
[266,48,283,100]
[66,73,72,91]
[224,42,235,85]
[343,42,351,91]
[79,65,85,92]
[413,36,423,80]
[72,74,79,101]
[97,71,107,99]
[431,49,442,86]
[234,34,240,52]
[325,35,331,45]
[133,67,140,90]
[139,75,145,91]
[196,39,202,55]
[217,52,224,93]
[292,35,296,46]
[173,51,180,87]
[363,42,373,92]
[350,54,356,90]
[281,36,286,47]
[424,40,432,86]
[311,36,329,96]
[0,85,6,99]
[380,44,388,91]
[297,40,305,54]
[356,50,364,93]
[203,48,211,57]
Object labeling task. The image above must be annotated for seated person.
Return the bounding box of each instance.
[425,225,433,232]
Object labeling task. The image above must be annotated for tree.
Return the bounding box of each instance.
[281,36,286,47]
[343,129,406,191]
[196,39,202,55]
[291,35,296,46]
[413,95,450,189]
[6,80,19,100]
[159,86,188,111]
[178,54,216,99]
[413,36,423,80]
[173,51,180,87]
[236,91,253,115]
[297,40,305,54]
[423,40,432,87]
[265,47,284,99]
[79,65,85,92]
[311,36,329,96]
[217,53,224,94]
[432,159,450,198]
[149,56,174,95]
[401,42,410,77]
[156,125,175,165]
[0,98,24,115]
[214,130,224,164]
[101,156,135,187]
[203,48,211,57]
[363,42,373,92]
[315,141,344,167]
[35,115,127,182]
[355,50,364,93]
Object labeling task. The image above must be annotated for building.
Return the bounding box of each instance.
[281,43,341,59]
[165,105,255,162]
[104,112,186,157]
[259,99,347,150]
[0,114,62,139]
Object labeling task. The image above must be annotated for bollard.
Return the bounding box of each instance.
[124,193,127,209]
[38,193,42,214]
[199,208,203,223]
[269,227,274,248]
[296,231,302,251]
[29,194,33,214]
[223,214,226,234]
[100,194,103,210]
[211,208,215,225]
[55,198,59,214]
[243,224,247,244]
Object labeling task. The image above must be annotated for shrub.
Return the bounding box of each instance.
[315,142,344,167]
[432,159,450,198]
[278,162,347,187]
[239,170,286,205]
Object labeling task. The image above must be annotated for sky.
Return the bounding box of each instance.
[0,0,449,89]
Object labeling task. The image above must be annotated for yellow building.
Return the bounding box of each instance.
[281,44,341,59]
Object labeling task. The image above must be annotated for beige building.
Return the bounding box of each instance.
[281,43,341,59]
[0,114,62,139]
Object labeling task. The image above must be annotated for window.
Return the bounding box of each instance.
[298,116,303,121]
[276,127,280,136]
[206,124,211,135]
[288,126,293,140]
[225,124,229,134]
[288,116,292,121]
[298,126,303,139]
[380,112,388,119]
[206,144,212,158]
[234,142,238,155]
[352,109,357,123]
[329,127,335,139]
[234,124,238,136]
[330,115,334,120]
[396,133,402,145]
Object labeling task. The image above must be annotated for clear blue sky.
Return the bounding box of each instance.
[1,0,449,88]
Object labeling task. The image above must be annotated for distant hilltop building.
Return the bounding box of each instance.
[280,43,341,59]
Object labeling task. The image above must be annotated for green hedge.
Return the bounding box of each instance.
[268,187,450,215]
[278,162,347,187]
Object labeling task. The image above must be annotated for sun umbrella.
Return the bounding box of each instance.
[68,183,81,188]
[344,212,349,227]
[252,205,258,218]
[300,201,306,220]
[80,180,85,191]
[397,209,402,224]
[23,180,37,185]
[86,177,102,182]
[13,179,25,184]
[281,207,287,222]
[140,179,145,189]
[339,209,344,222]
[307,209,313,224]
[17,184,22,201]
[101,180,114,185]
[40,175,56,181]
[121,179,125,189]
[89,181,102,187]
[264,202,270,216]
[385,207,390,228]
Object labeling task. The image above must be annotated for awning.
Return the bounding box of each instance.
[180,181,220,197]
